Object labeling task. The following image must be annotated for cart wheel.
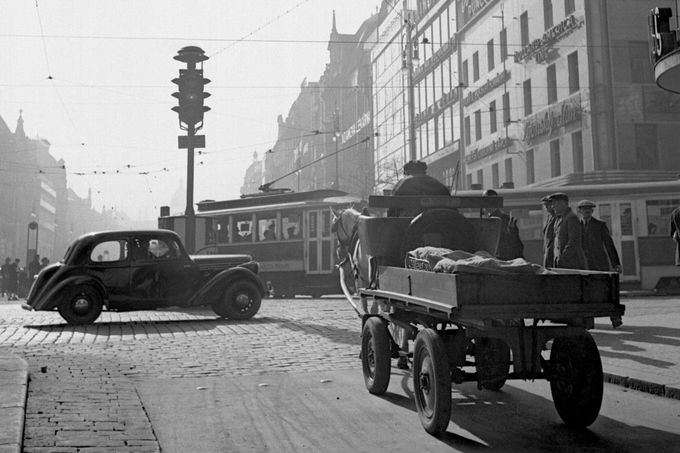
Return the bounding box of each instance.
[361,317,391,395]
[475,338,510,391]
[413,329,451,435]
[549,333,603,428]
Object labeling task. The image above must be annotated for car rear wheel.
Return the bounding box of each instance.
[58,285,103,325]
[212,280,262,320]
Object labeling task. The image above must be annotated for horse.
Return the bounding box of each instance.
[331,207,374,313]
[331,206,412,369]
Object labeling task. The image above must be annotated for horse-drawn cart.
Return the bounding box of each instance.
[334,195,625,435]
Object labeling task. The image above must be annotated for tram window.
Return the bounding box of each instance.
[282,212,302,239]
[234,218,253,242]
[258,216,278,241]
[216,220,230,243]
[646,199,680,236]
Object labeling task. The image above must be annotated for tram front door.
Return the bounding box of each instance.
[597,201,639,282]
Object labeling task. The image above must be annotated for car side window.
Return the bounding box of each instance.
[132,236,180,261]
[90,240,128,263]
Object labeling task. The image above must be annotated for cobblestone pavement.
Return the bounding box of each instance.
[0,299,362,452]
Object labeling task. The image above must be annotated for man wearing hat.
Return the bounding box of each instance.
[388,160,450,216]
[578,200,622,272]
[550,193,587,270]
[541,195,556,268]
[670,206,680,266]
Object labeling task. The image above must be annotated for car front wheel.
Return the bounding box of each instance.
[58,285,103,325]
[212,281,262,320]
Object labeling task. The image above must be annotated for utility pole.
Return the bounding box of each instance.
[403,0,418,162]
[171,46,210,253]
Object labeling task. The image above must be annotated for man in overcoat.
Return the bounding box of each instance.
[542,195,556,268]
[550,193,587,270]
[578,200,622,272]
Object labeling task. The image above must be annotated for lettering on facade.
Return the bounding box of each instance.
[514,14,582,63]
[460,0,497,26]
[464,69,510,106]
[465,136,513,164]
[522,94,582,143]
[341,112,370,143]
[413,35,456,80]
[414,88,460,126]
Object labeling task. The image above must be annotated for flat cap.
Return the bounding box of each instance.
[577,199,596,208]
[548,192,569,202]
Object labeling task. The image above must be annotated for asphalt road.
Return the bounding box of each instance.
[0,297,678,452]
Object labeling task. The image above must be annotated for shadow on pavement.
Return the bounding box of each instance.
[592,323,679,368]
[372,369,680,452]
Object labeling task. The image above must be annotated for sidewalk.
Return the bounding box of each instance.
[0,354,27,453]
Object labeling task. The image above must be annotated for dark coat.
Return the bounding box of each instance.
[488,209,524,260]
[553,208,587,270]
[581,217,620,271]
[670,207,680,266]
[543,214,556,268]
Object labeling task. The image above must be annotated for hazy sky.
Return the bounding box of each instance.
[0,0,381,221]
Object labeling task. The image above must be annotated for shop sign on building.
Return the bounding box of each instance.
[459,0,499,28]
[464,69,510,106]
[341,112,371,143]
[514,14,582,63]
[465,136,513,164]
[522,94,582,143]
[414,88,460,125]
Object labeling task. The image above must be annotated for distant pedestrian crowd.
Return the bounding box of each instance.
[1,254,50,300]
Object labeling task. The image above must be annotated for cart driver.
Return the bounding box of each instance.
[388,160,450,217]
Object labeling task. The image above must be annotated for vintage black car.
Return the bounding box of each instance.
[22,229,265,324]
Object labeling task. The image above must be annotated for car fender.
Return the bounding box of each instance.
[188,266,265,306]
[31,275,107,311]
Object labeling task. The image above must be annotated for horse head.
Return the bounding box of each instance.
[331,207,362,250]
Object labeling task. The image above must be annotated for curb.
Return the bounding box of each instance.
[0,354,28,453]
[603,372,680,400]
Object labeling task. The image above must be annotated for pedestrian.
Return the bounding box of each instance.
[29,254,41,280]
[670,206,680,266]
[549,193,587,270]
[40,257,49,269]
[7,259,20,300]
[1,257,11,298]
[482,189,524,260]
[578,200,622,272]
[541,195,556,268]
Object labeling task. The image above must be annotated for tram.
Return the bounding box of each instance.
[459,179,680,292]
[159,189,363,297]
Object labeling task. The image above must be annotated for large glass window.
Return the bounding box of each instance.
[500,28,508,61]
[477,169,484,187]
[526,149,535,184]
[474,109,482,141]
[492,163,499,188]
[444,108,453,145]
[630,41,654,84]
[473,51,480,82]
[635,124,659,169]
[464,115,471,146]
[572,130,584,172]
[489,100,497,134]
[462,59,469,86]
[520,12,529,47]
[487,39,495,72]
[505,158,513,183]
[550,139,561,177]
[216,218,230,243]
[544,0,553,30]
[646,199,680,235]
[547,64,557,104]
[523,79,533,115]
[565,0,575,15]
[502,92,510,125]
[568,51,580,93]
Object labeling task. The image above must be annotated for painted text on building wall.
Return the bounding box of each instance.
[522,94,582,142]
[514,14,582,63]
